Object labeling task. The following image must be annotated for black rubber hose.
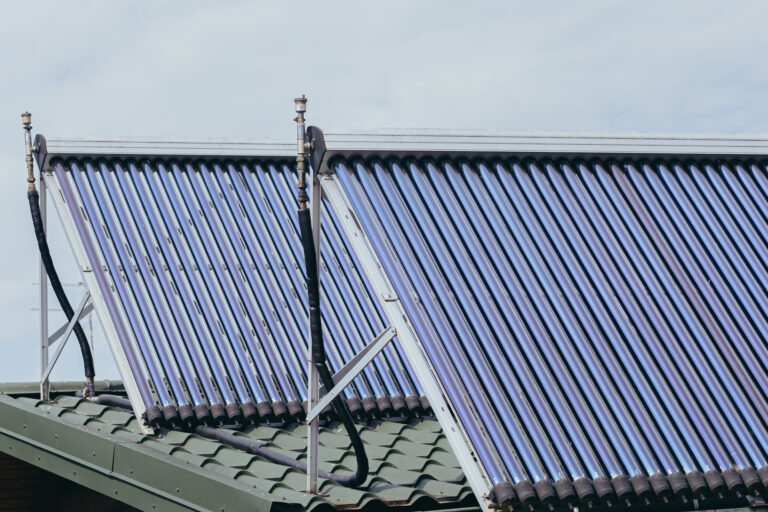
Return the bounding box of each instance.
[299,208,369,487]
[76,392,132,410]
[29,188,95,383]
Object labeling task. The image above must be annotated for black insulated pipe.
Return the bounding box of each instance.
[299,207,369,487]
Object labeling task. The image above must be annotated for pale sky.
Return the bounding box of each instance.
[1,1,767,383]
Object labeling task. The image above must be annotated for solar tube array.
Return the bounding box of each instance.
[330,156,768,509]
[49,157,427,428]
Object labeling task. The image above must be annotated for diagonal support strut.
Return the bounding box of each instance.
[41,290,91,383]
[307,325,397,423]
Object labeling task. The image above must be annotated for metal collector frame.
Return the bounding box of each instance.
[39,165,153,433]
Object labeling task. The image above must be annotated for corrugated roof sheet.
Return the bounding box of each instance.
[329,155,768,509]
[0,393,474,512]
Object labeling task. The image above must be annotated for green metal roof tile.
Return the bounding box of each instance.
[248,424,286,440]
[429,449,462,468]
[275,468,316,490]
[245,459,293,480]
[162,429,195,444]
[63,398,108,416]
[363,422,407,435]
[420,460,465,483]
[170,449,211,466]
[319,482,378,506]
[173,434,225,456]
[92,409,134,426]
[364,457,389,473]
[413,420,443,433]
[358,429,401,447]
[266,431,309,452]
[316,430,354,449]
[434,436,454,452]
[109,427,145,443]
[201,460,251,480]
[374,466,429,487]
[364,485,428,506]
[268,484,316,507]
[380,454,428,472]
[209,447,258,468]
[231,471,283,491]
[416,478,470,501]
[356,444,400,460]
[388,438,436,457]
[138,438,179,455]
[57,411,98,427]
[397,427,442,445]
[0,393,474,512]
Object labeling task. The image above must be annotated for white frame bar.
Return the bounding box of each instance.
[306,171,322,494]
[45,169,153,434]
[47,303,94,347]
[307,325,396,423]
[321,175,494,512]
[39,175,49,401]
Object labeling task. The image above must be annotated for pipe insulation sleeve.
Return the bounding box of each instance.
[29,188,95,383]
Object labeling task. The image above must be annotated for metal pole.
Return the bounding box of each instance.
[296,94,321,494]
[23,112,48,402]
[39,173,49,401]
[307,167,322,494]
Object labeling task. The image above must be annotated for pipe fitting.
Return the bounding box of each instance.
[295,95,309,209]
[22,112,36,191]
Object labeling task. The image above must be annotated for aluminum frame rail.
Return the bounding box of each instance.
[318,149,768,511]
[36,138,427,433]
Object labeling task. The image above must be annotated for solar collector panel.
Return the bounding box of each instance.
[473,161,666,481]
[329,155,768,506]
[49,156,429,426]
[582,163,758,471]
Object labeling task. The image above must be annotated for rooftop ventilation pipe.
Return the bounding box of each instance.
[24,112,95,397]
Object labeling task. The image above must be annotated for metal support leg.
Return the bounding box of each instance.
[307,171,322,494]
[39,175,49,401]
